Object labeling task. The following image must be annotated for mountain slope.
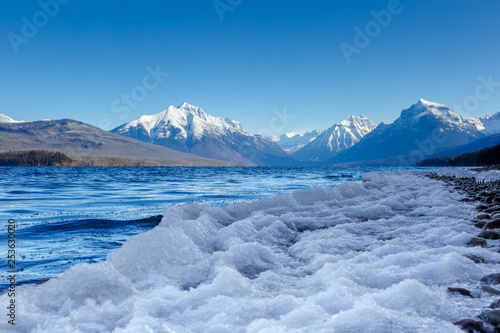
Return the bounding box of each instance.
[0,119,239,166]
[480,111,500,135]
[330,99,485,165]
[417,143,500,167]
[111,103,296,166]
[425,133,500,159]
[0,114,23,123]
[274,130,324,153]
[293,115,377,161]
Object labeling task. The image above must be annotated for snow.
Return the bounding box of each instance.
[4,170,499,332]
[293,115,377,161]
[435,167,500,182]
[274,130,324,153]
[114,103,245,141]
[480,111,500,135]
[0,113,24,123]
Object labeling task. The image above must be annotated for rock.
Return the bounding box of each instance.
[485,206,500,214]
[454,319,494,333]
[477,214,492,220]
[479,310,500,327]
[494,197,500,204]
[477,204,490,211]
[475,221,488,229]
[484,219,500,230]
[492,213,500,220]
[483,286,500,295]
[487,196,496,204]
[490,299,500,309]
[448,287,473,297]
[465,254,485,263]
[481,274,500,284]
[478,230,500,240]
[468,237,488,247]
[479,190,490,197]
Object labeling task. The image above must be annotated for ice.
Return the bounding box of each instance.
[436,167,500,181]
[3,170,500,332]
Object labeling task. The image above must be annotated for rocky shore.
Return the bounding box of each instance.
[428,171,500,333]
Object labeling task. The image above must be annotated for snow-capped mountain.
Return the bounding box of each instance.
[111,103,295,166]
[292,115,377,161]
[331,99,486,165]
[273,130,324,153]
[480,111,500,135]
[0,114,23,123]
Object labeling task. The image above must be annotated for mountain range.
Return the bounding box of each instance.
[330,99,499,165]
[2,99,499,166]
[273,130,324,153]
[111,103,296,166]
[0,118,239,166]
[292,115,377,162]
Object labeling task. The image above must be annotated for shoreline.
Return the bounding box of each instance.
[428,171,500,332]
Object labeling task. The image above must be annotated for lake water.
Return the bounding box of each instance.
[0,166,419,290]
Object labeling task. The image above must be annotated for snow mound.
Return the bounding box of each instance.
[3,171,497,332]
[436,168,500,182]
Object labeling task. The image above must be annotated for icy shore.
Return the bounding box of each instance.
[3,170,500,332]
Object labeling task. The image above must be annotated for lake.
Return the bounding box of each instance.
[0,166,418,290]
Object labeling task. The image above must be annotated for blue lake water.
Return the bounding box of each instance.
[0,166,423,290]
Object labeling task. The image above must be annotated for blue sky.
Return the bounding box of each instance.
[1,0,500,135]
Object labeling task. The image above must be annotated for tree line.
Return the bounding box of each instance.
[0,150,73,166]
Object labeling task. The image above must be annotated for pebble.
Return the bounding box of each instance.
[478,231,500,240]
[481,274,500,284]
[482,286,500,295]
[468,237,488,247]
[479,310,500,327]
[448,287,473,297]
[483,219,500,230]
[475,221,488,229]
[477,214,492,220]
[465,254,485,263]
[454,319,494,333]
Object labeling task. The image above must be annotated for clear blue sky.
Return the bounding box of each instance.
[1,0,500,135]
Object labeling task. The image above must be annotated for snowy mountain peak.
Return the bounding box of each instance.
[340,115,372,128]
[480,111,500,135]
[0,114,23,123]
[274,130,325,153]
[416,98,446,108]
[111,103,292,166]
[292,115,377,161]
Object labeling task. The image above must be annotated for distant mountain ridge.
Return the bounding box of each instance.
[293,115,377,161]
[330,99,492,165]
[0,119,238,166]
[3,99,499,167]
[273,130,324,153]
[111,103,296,166]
